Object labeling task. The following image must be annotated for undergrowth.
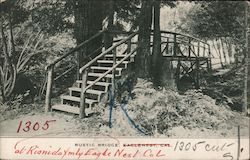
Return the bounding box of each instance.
[123,78,239,136]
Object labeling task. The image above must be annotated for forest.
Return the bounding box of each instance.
[0,0,249,137]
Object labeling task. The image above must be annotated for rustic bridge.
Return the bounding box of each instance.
[44,30,212,118]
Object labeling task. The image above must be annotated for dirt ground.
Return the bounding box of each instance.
[0,105,249,138]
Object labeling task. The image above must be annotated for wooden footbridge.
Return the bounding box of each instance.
[44,30,212,117]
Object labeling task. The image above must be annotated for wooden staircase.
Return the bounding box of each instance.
[51,53,135,115]
[43,30,138,118]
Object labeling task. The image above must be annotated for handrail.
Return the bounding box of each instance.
[82,47,139,94]
[108,29,209,49]
[78,31,138,118]
[158,30,209,46]
[107,29,209,46]
[45,29,106,70]
[44,29,107,112]
[54,65,76,81]
[79,32,138,73]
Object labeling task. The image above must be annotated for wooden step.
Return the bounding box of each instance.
[52,104,79,114]
[104,54,136,62]
[91,66,123,71]
[87,81,111,86]
[76,80,111,86]
[69,87,104,95]
[105,54,135,58]
[96,60,128,68]
[76,80,111,92]
[90,66,122,75]
[69,87,104,101]
[61,95,97,105]
[88,72,119,78]
[97,60,129,64]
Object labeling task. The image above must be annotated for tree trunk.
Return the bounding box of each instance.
[220,37,228,66]
[9,12,15,58]
[104,0,114,50]
[0,18,16,101]
[135,0,153,78]
[224,37,232,64]
[243,3,249,114]
[151,0,161,86]
[73,0,103,68]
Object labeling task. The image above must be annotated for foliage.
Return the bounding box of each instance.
[21,0,74,34]
[178,1,246,39]
[171,1,247,67]
[203,65,246,111]
[125,78,237,135]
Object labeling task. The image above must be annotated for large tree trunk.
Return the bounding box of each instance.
[135,0,153,78]
[243,3,249,114]
[104,0,114,49]
[74,0,103,68]
[151,0,162,86]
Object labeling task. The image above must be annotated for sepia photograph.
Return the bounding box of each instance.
[0,0,249,159]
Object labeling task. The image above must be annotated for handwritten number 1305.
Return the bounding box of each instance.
[17,120,56,133]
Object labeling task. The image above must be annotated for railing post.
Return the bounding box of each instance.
[174,34,177,56]
[45,67,54,112]
[208,44,211,58]
[76,51,80,80]
[112,47,116,98]
[203,43,206,57]
[165,37,169,55]
[195,58,200,89]
[188,38,191,57]
[126,39,131,54]
[208,45,212,71]
[79,68,88,118]
[176,58,181,87]
[197,42,200,57]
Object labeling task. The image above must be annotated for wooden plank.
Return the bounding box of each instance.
[197,42,200,57]
[126,39,131,54]
[61,95,97,104]
[188,38,191,57]
[174,34,177,56]
[195,59,200,89]
[176,59,181,86]
[52,104,79,114]
[79,69,88,118]
[45,67,53,112]
[112,49,116,98]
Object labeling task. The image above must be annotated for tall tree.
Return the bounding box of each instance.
[243,2,249,114]
[151,0,162,86]
[104,0,115,49]
[151,0,176,88]
[135,0,153,78]
[73,0,103,68]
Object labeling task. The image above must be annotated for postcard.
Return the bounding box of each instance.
[0,0,249,159]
